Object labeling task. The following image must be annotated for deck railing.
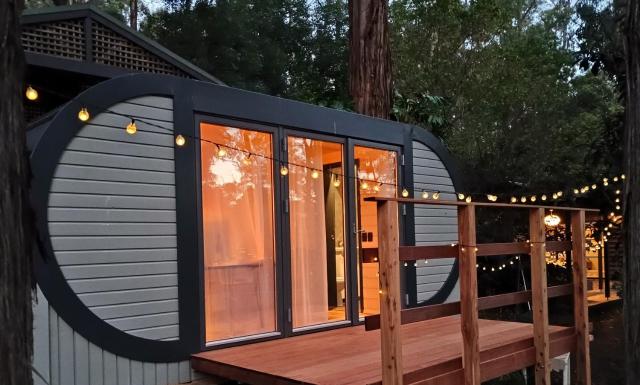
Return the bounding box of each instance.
[367,197,595,385]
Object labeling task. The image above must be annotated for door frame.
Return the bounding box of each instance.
[281,129,352,336]
[346,139,404,323]
[195,115,286,349]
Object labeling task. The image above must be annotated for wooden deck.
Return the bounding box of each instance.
[191,316,575,385]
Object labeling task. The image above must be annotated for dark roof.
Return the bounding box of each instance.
[21,4,224,85]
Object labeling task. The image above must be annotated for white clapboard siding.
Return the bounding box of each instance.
[412,141,459,303]
[47,96,180,340]
[32,289,199,385]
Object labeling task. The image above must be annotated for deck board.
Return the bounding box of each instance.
[192,316,573,385]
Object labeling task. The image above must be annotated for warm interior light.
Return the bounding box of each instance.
[544,211,561,227]
[126,120,137,135]
[175,134,186,146]
[25,86,38,101]
[311,170,320,179]
[78,108,90,122]
[333,178,341,187]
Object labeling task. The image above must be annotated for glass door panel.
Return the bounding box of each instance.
[353,146,397,317]
[200,122,277,343]
[287,136,347,329]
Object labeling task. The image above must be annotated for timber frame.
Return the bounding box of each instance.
[369,197,594,385]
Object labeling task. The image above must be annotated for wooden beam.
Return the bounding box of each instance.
[529,208,550,385]
[376,200,403,385]
[400,244,458,260]
[364,196,600,212]
[571,210,592,385]
[458,204,480,385]
[364,284,573,331]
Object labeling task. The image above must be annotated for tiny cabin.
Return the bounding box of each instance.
[26,6,462,385]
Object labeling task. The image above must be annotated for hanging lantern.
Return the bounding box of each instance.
[544,210,561,227]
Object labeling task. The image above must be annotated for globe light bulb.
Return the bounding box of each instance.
[25,86,38,101]
[280,166,289,176]
[126,120,137,135]
[175,134,186,146]
[422,191,429,199]
[402,188,409,197]
[541,195,547,201]
[311,170,320,179]
[432,191,440,200]
[511,197,517,203]
[78,108,90,122]
[458,193,465,200]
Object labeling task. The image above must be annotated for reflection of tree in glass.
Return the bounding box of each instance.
[288,137,324,204]
[202,126,273,207]
[355,147,397,197]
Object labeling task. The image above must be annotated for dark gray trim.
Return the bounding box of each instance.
[21,5,224,84]
[26,52,131,79]
[29,73,463,361]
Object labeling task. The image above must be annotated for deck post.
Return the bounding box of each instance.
[457,204,480,385]
[376,200,403,385]
[529,208,550,385]
[571,210,592,385]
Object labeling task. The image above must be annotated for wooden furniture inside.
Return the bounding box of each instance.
[192,198,595,385]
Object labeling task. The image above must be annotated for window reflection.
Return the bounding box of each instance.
[200,122,277,343]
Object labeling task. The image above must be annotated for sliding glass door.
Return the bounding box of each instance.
[200,122,278,344]
[285,134,348,329]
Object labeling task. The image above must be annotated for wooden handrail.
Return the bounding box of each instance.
[364,284,573,331]
[365,196,599,212]
[374,198,591,385]
[399,240,573,261]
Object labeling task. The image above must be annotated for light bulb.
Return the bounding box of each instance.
[242,156,252,165]
[557,191,563,197]
[487,194,497,202]
[592,184,597,189]
[616,190,621,195]
[333,178,341,187]
[458,193,465,200]
[432,192,440,200]
[280,166,289,176]
[520,196,526,203]
[603,178,608,183]
[402,188,409,197]
[422,191,429,199]
[373,184,381,192]
[465,196,472,203]
[621,174,626,180]
[25,86,38,101]
[78,108,90,122]
[616,205,621,210]
[574,188,579,194]
[541,195,547,201]
[126,120,137,135]
[604,181,609,186]
[530,196,537,202]
[360,181,369,190]
[311,170,320,179]
[175,134,186,146]
[614,176,619,182]
[511,197,517,203]
[552,193,558,199]
[217,147,227,157]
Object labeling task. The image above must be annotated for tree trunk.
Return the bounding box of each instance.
[130,0,138,31]
[622,0,640,384]
[0,0,34,385]
[348,0,392,119]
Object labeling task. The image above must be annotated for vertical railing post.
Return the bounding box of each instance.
[571,210,592,385]
[457,204,480,385]
[377,200,403,385]
[529,208,550,385]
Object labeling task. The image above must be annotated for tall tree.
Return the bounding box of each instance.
[130,0,138,30]
[348,0,392,118]
[622,0,640,383]
[0,0,34,385]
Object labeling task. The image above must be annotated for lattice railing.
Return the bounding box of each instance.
[22,18,85,61]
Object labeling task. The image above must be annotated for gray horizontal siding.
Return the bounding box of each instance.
[48,96,180,340]
[32,288,199,385]
[412,141,459,303]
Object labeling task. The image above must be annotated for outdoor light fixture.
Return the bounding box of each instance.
[25,86,38,101]
[126,120,137,135]
[78,108,90,122]
[544,210,561,227]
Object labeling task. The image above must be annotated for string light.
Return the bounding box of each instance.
[573,188,580,194]
[621,174,626,180]
[520,196,527,203]
[373,184,381,192]
[541,194,547,201]
[487,194,498,202]
[175,134,186,146]
[333,178,341,187]
[432,192,440,200]
[591,184,597,190]
[25,86,38,101]
[530,196,537,202]
[616,190,621,195]
[422,191,429,199]
[125,119,137,135]
[360,181,369,190]
[557,191,563,197]
[552,193,558,200]
[511,197,517,203]
[280,165,289,176]
[216,145,227,157]
[311,170,320,179]
[465,196,472,203]
[458,193,465,201]
[613,176,619,182]
[616,205,621,210]
[242,154,252,165]
[402,188,410,197]
[78,108,90,122]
